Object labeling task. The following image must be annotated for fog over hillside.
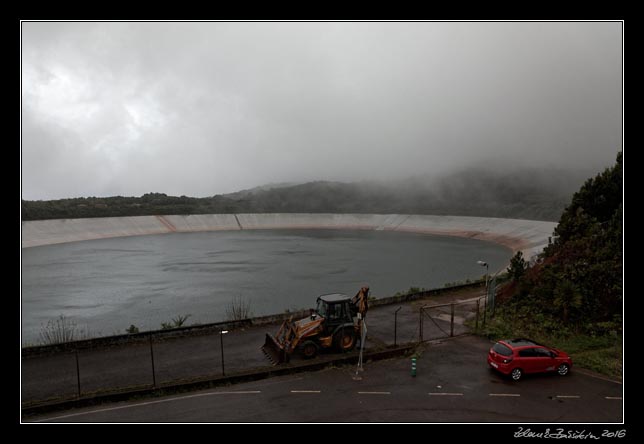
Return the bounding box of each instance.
[22,164,605,222]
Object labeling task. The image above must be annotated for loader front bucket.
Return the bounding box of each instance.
[261,333,289,365]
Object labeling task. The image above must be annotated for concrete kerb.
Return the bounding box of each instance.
[21,344,415,417]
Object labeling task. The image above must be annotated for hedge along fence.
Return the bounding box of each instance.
[22,281,486,358]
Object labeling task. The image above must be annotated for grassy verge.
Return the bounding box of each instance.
[469,309,622,380]
[553,336,622,379]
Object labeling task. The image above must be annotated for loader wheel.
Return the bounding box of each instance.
[335,328,356,352]
[302,341,318,359]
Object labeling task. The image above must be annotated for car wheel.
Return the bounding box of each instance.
[511,368,523,381]
[557,364,570,376]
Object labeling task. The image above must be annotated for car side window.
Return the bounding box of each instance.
[534,348,552,357]
[518,348,536,357]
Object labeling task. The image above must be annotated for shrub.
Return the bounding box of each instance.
[161,314,191,330]
[39,315,91,345]
[226,296,252,321]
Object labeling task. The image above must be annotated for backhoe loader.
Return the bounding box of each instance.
[261,286,370,364]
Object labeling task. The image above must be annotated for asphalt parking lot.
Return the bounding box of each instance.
[28,335,623,423]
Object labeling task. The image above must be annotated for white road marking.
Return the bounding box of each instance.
[489,393,521,397]
[428,392,463,396]
[605,396,622,400]
[556,395,581,399]
[290,390,321,393]
[358,391,391,395]
[33,390,262,422]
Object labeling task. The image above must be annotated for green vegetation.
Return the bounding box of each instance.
[482,152,622,378]
[478,308,622,379]
[160,314,191,330]
[125,324,140,334]
[39,315,93,345]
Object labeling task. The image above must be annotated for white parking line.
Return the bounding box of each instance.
[605,396,622,400]
[556,395,581,399]
[428,392,463,396]
[33,390,262,422]
[290,390,321,394]
[358,391,391,395]
[489,393,520,397]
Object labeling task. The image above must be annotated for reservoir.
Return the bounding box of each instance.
[21,229,512,345]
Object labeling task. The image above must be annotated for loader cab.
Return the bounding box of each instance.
[316,294,354,334]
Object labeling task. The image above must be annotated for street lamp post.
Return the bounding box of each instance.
[477,261,489,324]
[220,330,229,376]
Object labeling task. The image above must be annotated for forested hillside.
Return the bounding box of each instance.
[22,167,593,222]
[504,152,622,330]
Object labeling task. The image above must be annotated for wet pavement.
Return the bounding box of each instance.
[27,334,623,423]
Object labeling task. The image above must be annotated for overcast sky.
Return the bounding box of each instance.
[21,22,622,200]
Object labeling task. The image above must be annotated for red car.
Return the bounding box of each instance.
[487,338,573,381]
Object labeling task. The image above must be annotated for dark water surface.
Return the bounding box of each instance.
[21,229,512,344]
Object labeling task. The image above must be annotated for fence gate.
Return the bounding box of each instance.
[418,298,484,342]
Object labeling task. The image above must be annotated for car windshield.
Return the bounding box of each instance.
[492,342,512,356]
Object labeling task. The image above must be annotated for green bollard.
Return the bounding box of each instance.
[411,357,417,377]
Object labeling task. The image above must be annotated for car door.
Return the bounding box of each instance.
[518,348,537,373]
[533,347,557,372]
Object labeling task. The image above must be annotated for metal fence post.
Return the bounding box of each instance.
[220,330,226,376]
[149,333,156,388]
[476,299,480,331]
[418,307,423,343]
[394,306,401,346]
[450,303,455,337]
[75,349,81,398]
